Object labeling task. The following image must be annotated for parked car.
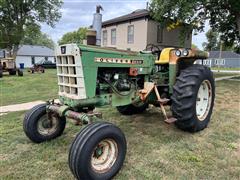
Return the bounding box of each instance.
[36,59,56,69]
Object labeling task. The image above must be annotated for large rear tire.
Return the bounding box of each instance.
[116,102,148,115]
[69,122,127,180]
[171,64,215,132]
[23,104,66,143]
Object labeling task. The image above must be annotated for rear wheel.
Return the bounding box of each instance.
[171,64,215,132]
[9,69,16,75]
[23,104,66,143]
[116,102,148,115]
[17,69,23,76]
[69,122,126,180]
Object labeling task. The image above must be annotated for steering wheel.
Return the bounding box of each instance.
[145,44,161,53]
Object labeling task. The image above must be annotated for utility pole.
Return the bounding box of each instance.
[218,40,223,72]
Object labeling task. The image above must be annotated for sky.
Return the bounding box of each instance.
[41,0,209,49]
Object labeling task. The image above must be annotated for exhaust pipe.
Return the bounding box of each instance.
[92,5,103,46]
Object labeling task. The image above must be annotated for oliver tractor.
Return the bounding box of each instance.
[23,44,215,180]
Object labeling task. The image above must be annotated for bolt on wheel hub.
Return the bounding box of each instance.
[91,138,118,173]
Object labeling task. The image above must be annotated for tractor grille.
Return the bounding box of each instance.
[56,55,86,99]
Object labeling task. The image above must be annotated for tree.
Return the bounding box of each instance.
[191,44,199,50]
[150,0,240,51]
[202,29,219,51]
[0,0,62,57]
[21,27,55,49]
[58,28,87,45]
[203,29,239,52]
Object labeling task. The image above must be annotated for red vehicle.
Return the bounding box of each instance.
[29,64,45,73]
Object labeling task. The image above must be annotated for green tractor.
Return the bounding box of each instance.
[23,44,215,180]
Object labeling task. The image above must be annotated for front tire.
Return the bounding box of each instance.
[171,65,215,132]
[23,104,66,143]
[69,122,127,180]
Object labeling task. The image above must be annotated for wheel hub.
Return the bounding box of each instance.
[94,146,104,158]
[91,139,118,173]
[37,114,58,135]
[196,80,212,121]
[42,119,52,128]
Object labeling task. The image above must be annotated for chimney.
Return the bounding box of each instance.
[146,2,149,10]
[92,5,103,46]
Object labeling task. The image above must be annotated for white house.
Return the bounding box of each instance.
[15,45,55,68]
[196,51,240,68]
[0,49,5,58]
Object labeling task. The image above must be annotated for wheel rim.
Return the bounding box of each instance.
[37,114,59,135]
[196,80,212,121]
[91,138,118,173]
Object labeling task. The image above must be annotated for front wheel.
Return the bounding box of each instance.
[23,104,66,143]
[69,122,127,180]
[171,65,215,132]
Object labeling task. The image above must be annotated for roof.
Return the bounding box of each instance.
[209,51,240,59]
[17,45,54,57]
[102,9,150,26]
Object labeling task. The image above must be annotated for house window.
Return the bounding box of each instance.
[45,57,48,61]
[111,29,116,45]
[203,59,211,66]
[215,59,225,66]
[127,25,134,44]
[103,30,107,46]
[157,25,163,43]
[31,57,35,65]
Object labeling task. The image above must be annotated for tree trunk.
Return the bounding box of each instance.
[12,45,19,60]
[6,46,12,58]
[236,13,240,36]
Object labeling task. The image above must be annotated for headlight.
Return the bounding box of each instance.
[182,49,189,56]
[175,49,181,57]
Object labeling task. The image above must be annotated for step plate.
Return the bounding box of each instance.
[164,117,177,124]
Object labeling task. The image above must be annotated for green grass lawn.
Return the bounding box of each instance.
[0,69,58,106]
[213,72,240,78]
[211,67,240,71]
[0,80,239,179]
